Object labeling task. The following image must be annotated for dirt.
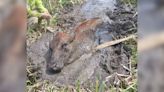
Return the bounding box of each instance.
[27,0,136,87]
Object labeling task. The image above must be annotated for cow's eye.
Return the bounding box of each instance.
[61,43,69,52]
[61,43,68,49]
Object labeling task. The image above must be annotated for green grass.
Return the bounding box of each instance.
[42,0,83,27]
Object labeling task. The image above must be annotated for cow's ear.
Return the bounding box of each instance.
[74,18,102,33]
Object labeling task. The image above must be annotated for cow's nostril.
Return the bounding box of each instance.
[46,67,61,75]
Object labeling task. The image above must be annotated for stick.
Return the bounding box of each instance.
[95,34,137,50]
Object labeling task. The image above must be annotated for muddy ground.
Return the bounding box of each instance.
[27,0,137,88]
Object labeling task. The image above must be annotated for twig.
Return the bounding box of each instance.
[95,34,137,50]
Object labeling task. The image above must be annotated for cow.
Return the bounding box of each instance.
[47,18,102,73]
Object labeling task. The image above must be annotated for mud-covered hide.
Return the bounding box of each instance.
[27,19,129,86]
[47,18,102,73]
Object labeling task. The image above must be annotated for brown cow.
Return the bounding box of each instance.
[47,18,102,73]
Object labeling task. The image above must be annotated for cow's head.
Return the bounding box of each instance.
[47,18,102,74]
[47,32,74,73]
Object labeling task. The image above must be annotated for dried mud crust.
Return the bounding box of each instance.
[27,0,136,87]
[107,3,137,36]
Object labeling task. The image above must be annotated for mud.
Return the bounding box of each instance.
[27,0,136,87]
[28,26,129,86]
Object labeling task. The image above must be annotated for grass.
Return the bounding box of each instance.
[42,0,82,27]
[27,0,137,92]
[122,0,137,6]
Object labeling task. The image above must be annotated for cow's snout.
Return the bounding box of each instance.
[47,56,64,74]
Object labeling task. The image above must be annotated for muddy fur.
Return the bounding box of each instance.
[47,18,102,73]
